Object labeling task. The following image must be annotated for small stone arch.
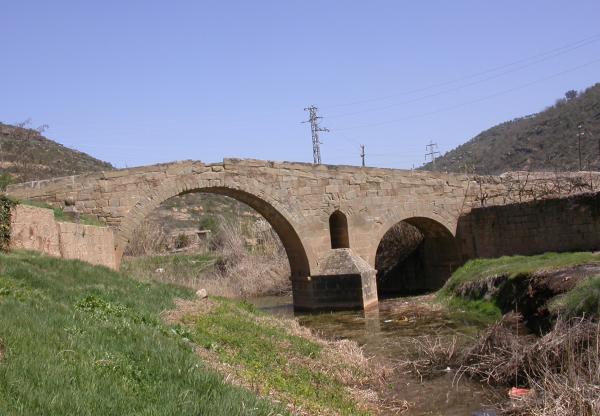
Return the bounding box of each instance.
[116,183,311,279]
[329,210,350,249]
[374,216,460,296]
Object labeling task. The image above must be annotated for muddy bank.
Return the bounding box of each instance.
[451,262,600,332]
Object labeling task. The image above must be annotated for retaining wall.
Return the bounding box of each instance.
[9,204,117,269]
[457,192,600,259]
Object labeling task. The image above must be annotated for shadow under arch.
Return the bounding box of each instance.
[116,186,310,279]
[375,216,460,296]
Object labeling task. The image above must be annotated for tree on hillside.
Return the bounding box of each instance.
[565,90,578,100]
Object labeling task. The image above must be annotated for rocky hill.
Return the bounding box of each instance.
[422,83,600,174]
[0,122,114,183]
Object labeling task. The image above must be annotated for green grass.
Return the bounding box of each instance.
[121,252,217,281]
[19,199,104,226]
[183,298,370,416]
[438,252,600,322]
[0,250,284,415]
[441,252,600,295]
[441,296,503,324]
[550,276,600,318]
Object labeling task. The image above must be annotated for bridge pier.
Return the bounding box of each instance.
[291,249,378,311]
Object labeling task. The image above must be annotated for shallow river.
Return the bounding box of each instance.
[250,294,497,416]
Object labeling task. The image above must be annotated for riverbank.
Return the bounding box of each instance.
[439,252,600,326]
[0,250,401,415]
[433,252,600,415]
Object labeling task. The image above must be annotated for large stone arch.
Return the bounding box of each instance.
[115,178,311,279]
[374,214,461,295]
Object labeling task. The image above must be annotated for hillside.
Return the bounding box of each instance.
[422,83,600,174]
[0,122,114,183]
[0,122,261,251]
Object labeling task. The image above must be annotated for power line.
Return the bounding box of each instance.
[325,37,600,120]
[332,57,600,131]
[303,105,328,164]
[323,33,600,110]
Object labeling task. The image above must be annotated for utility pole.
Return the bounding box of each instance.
[303,105,328,164]
[425,140,440,168]
[577,124,585,171]
[360,144,365,167]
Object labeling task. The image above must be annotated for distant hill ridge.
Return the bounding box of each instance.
[422,83,600,174]
[0,122,114,183]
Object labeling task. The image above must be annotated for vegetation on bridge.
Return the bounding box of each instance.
[19,199,105,226]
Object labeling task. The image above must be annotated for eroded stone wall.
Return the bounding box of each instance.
[10,205,117,269]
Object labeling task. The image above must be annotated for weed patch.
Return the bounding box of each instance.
[550,275,600,318]
[0,250,284,415]
[169,296,392,415]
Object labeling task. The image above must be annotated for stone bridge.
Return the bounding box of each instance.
[7,158,512,310]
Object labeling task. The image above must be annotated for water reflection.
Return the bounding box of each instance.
[250,294,496,416]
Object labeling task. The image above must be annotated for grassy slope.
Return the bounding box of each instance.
[439,252,600,321]
[182,299,372,416]
[0,251,282,416]
[121,253,217,281]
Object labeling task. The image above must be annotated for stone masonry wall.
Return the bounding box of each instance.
[6,159,600,310]
[457,192,600,259]
[10,204,117,269]
[7,159,596,280]
[5,159,497,276]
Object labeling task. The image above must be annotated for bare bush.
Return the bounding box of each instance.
[402,316,600,415]
[397,336,458,380]
[458,317,600,416]
[207,216,290,297]
[124,219,168,256]
[124,214,291,298]
[466,171,600,211]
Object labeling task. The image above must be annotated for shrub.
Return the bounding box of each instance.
[0,195,17,251]
[0,173,12,191]
[174,233,191,249]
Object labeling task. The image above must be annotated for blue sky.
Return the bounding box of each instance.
[2,1,600,169]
